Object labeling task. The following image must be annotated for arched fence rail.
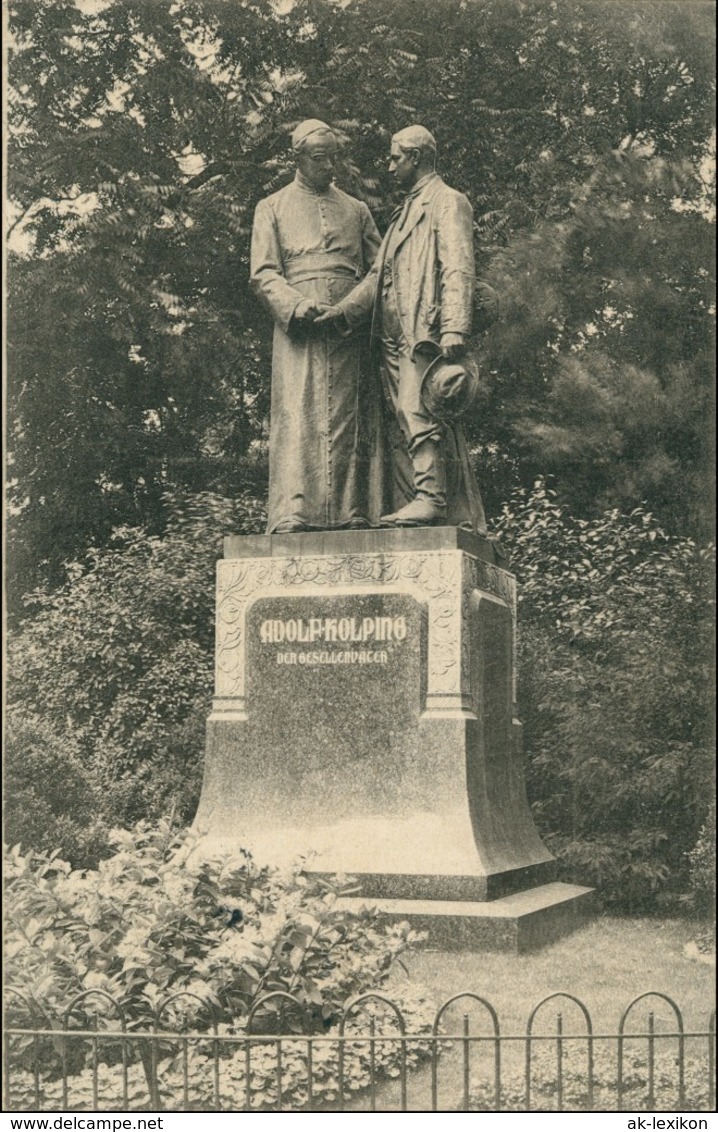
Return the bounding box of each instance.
[3,989,715,1113]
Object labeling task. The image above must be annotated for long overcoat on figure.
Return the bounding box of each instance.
[339,173,487,532]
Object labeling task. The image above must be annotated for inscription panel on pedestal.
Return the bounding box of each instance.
[244,593,427,806]
[215,551,470,707]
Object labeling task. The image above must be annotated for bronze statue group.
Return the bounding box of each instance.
[251,119,496,536]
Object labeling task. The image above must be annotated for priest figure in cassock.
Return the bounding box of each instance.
[250,119,383,533]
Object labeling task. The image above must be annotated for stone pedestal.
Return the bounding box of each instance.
[195,528,592,950]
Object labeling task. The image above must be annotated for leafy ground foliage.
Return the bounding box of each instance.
[468,1047,713,1112]
[7,989,439,1112]
[4,820,432,1110]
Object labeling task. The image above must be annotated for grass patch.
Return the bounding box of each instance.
[351,915,716,1112]
[398,915,714,1032]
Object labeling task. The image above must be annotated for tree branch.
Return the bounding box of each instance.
[6,196,93,239]
[164,162,234,208]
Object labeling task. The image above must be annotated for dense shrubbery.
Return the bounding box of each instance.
[6,482,714,911]
[492,480,715,911]
[686,801,716,920]
[5,820,430,1109]
[6,491,266,855]
[4,716,108,870]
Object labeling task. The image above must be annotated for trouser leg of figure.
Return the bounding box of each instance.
[378,307,448,527]
[387,437,448,526]
[381,435,449,526]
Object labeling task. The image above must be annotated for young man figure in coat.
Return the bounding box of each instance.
[317,124,488,532]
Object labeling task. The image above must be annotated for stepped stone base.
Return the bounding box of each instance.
[196,528,594,951]
[337,882,595,953]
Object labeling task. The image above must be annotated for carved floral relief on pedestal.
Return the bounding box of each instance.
[215,549,515,712]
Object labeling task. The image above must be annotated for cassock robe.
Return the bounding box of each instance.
[250,174,383,532]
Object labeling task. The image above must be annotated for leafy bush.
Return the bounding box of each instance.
[6,491,267,862]
[4,820,428,1110]
[492,480,714,910]
[4,715,110,869]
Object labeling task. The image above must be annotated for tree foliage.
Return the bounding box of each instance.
[4,715,109,870]
[686,800,716,918]
[6,0,715,602]
[478,147,715,529]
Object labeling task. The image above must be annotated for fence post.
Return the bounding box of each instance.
[244,1033,251,1112]
[526,993,593,1113]
[462,1013,471,1111]
[556,1012,563,1112]
[618,993,685,1113]
[61,1023,69,1112]
[433,993,501,1112]
[149,1017,160,1111]
[3,992,45,1112]
[247,991,305,1114]
[306,1039,314,1110]
[213,1023,220,1112]
[91,1011,99,1110]
[62,990,127,1113]
[340,992,407,1113]
[155,988,223,1112]
[3,1024,10,1110]
[709,1010,716,1111]
[369,1016,376,1112]
[647,1011,655,1110]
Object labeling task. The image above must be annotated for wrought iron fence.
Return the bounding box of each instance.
[4,989,715,1113]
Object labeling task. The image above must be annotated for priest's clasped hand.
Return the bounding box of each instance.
[314,305,345,324]
[294,299,331,322]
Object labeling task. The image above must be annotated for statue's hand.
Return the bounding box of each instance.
[314,305,345,324]
[294,299,326,322]
[440,333,467,360]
